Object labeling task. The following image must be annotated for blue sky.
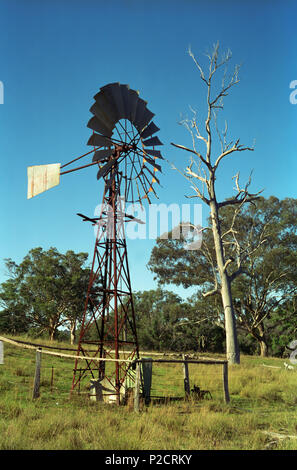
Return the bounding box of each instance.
[0,0,296,299]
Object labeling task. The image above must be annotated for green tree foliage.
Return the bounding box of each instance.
[0,247,90,341]
[265,301,297,357]
[230,197,297,356]
[0,278,29,335]
[133,288,224,353]
[133,288,186,351]
[148,197,297,357]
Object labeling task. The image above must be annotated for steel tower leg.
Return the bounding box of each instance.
[71,170,139,403]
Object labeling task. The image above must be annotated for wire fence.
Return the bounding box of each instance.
[1,336,296,418]
[0,339,75,399]
[0,336,230,408]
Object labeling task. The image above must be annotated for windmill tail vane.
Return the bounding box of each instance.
[26,82,164,404]
[27,82,163,203]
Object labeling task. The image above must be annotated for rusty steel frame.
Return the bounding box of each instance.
[71,151,139,404]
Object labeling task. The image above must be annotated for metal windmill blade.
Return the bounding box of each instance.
[140,121,160,140]
[119,84,132,119]
[94,88,118,123]
[87,115,114,137]
[143,135,163,147]
[87,83,164,204]
[143,149,163,159]
[137,108,155,134]
[92,148,114,163]
[142,156,162,172]
[142,163,160,184]
[96,158,118,180]
[87,133,112,148]
[101,82,126,120]
[127,88,140,122]
[134,98,155,133]
[90,101,116,130]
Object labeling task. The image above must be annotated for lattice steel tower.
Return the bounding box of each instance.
[27,83,163,404]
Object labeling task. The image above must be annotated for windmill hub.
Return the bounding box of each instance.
[118,143,134,153]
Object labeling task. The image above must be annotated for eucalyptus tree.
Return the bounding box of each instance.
[0,247,90,342]
[231,197,297,356]
[148,197,297,357]
[169,43,262,363]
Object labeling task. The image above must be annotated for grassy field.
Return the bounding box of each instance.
[0,335,297,450]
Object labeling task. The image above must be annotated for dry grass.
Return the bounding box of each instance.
[0,336,297,450]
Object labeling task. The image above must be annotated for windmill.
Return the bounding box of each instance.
[27,83,163,404]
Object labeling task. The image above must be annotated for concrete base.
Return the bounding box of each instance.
[89,378,128,404]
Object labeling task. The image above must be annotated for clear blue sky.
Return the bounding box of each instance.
[0,0,296,299]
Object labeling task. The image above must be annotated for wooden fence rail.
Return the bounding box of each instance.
[0,335,230,405]
[0,336,134,363]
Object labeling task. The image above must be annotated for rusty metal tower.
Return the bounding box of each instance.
[27,83,163,404]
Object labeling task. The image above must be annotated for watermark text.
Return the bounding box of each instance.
[0,81,3,104]
[289,80,297,104]
[93,198,203,250]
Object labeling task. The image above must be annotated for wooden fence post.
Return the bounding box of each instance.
[134,361,141,413]
[222,362,230,403]
[182,354,190,397]
[50,366,54,393]
[32,348,42,399]
[142,358,152,405]
[0,341,3,365]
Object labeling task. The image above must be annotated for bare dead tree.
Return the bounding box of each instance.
[171,43,262,364]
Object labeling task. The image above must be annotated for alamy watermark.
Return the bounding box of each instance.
[289,80,297,104]
[93,197,203,251]
[0,81,3,104]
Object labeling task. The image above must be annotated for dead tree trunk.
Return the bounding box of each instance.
[171,43,262,365]
[210,200,240,364]
[70,320,76,345]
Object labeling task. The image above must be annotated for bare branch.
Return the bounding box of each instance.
[218,172,263,209]
[185,165,207,184]
[202,287,220,298]
[174,317,209,328]
[188,106,208,145]
[223,257,234,273]
[188,45,208,85]
[171,142,211,169]
[210,63,241,108]
[214,140,255,171]
[169,158,210,205]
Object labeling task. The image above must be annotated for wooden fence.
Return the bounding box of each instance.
[0,337,230,410]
